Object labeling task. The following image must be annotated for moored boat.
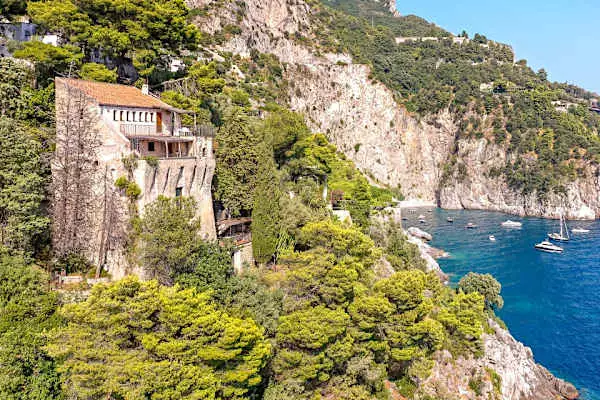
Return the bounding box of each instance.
[572,228,590,234]
[535,240,564,253]
[501,220,522,228]
[548,214,570,242]
[489,235,496,241]
[466,222,478,229]
[447,217,454,223]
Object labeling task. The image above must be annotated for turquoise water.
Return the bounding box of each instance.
[402,208,600,400]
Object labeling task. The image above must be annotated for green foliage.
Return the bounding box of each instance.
[189,62,227,95]
[437,291,486,355]
[1,0,28,17]
[252,153,281,264]
[259,107,311,164]
[114,175,129,190]
[459,272,504,311]
[297,220,379,265]
[115,176,141,200]
[47,277,271,399]
[138,196,201,284]
[0,118,50,257]
[79,62,117,83]
[324,0,448,37]
[0,57,33,117]
[0,251,62,399]
[283,133,392,228]
[385,229,427,272]
[468,374,484,395]
[142,155,159,168]
[55,251,92,274]
[215,108,263,216]
[217,272,284,338]
[173,241,235,296]
[272,218,488,397]
[28,0,199,77]
[14,41,83,85]
[161,90,212,125]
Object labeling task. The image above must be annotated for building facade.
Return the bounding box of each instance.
[53,78,217,280]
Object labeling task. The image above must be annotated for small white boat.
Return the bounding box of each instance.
[501,220,522,228]
[489,235,496,242]
[535,240,564,253]
[447,217,454,223]
[466,222,478,229]
[548,214,570,242]
[572,228,590,234]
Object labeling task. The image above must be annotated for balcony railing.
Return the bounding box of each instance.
[121,123,214,138]
[120,123,158,136]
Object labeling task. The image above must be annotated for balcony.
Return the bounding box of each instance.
[121,123,212,138]
[121,123,159,136]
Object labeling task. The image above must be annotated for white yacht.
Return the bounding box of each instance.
[572,228,590,234]
[535,240,564,253]
[501,220,522,228]
[489,235,496,242]
[466,222,478,229]
[548,214,570,242]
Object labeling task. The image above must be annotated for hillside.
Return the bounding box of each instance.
[0,0,589,399]
[187,0,600,219]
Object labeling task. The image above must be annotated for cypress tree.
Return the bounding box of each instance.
[215,108,262,216]
[251,149,281,265]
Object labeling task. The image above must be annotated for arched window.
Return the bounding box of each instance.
[145,112,149,122]
[113,110,117,121]
[132,111,136,122]
[120,111,124,121]
[150,113,154,122]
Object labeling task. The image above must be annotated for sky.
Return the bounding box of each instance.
[395,0,600,94]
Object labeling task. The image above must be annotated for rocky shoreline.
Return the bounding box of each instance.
[405,221,580,400]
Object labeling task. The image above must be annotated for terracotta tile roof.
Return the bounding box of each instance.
[56,78,177,111]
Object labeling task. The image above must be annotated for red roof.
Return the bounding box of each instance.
[56,78,177,111]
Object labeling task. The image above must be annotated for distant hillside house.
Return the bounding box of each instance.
[0,16,36,42]
[53,78,217,280]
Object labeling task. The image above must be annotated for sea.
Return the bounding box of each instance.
[402,208,600,400]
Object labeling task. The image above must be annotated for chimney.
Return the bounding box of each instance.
[141,84,149,95]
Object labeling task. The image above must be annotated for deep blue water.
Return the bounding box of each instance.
[402,208,600,400]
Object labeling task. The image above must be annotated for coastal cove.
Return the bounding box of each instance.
[403,208,600,400]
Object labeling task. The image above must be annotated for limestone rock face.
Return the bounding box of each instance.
[422,321,578,400]
[438,139,600,220]
[190,0,600,220]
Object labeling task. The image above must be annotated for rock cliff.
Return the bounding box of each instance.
[189,0,599,220]
[421,320,579,400]
[438,139,600,220]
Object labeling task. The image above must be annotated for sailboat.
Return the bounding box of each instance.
[548,214,570,242]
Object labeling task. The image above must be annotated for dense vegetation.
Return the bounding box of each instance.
[0,0,524,398]
[314,0,600,199]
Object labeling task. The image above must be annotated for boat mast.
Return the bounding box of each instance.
[560,214,564,238]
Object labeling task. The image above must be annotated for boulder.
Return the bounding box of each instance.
[407,227,433,241]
